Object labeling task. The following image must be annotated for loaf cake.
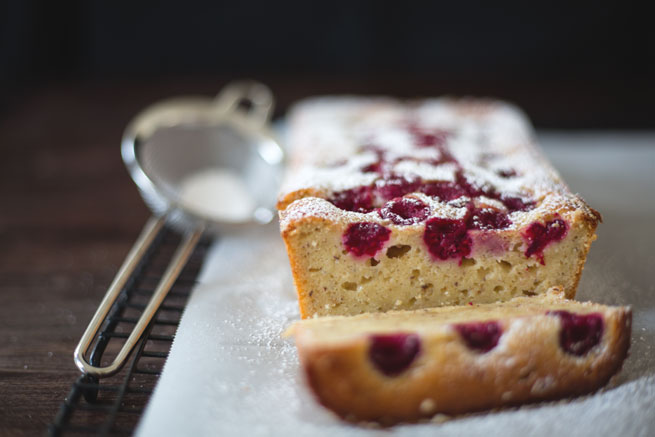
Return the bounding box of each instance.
[286,288,631,424]
[278,97,601,318]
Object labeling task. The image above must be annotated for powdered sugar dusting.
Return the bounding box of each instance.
[280,195,474,232]
[279,97,596,238]
[394,161,458,182]
[281,97,553,202]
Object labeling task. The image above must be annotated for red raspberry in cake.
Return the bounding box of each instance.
[407,125,449,148]
[419,180,468,201]
[500,195,535,212]
[374,175,420,202]
[454,321,502,352]
[360,146,389,174]
[468,207,511,230]
[379,198,430,225]
[329,186,374,213]
[523,218,569,264]
[423,217,472,262]
[406,124,455,163]
[497,168,517,178]
[342,222,391,257]
[361,161,384,174]
[423,204,511,262]
[549,310,604,356]
[368,333,421,376]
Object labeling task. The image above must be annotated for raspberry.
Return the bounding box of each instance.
[369,333,421,376]
[454,321,502,352]
[342,222,391,257]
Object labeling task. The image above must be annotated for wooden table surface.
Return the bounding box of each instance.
[0,76,651,436]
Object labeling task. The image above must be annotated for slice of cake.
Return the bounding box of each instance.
[278,97,601,318]
[286,288,631,424]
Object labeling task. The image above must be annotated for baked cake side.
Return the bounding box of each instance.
[278,97,601,318]
[287,289,631,424]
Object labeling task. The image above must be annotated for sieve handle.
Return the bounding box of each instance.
[74,215,203,377]
[214,80,274,127]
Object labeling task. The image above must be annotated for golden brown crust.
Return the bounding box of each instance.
[294,301,631,424]
[567,206,600,299]
[277,187,325,211]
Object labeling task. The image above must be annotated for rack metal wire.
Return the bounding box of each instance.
[49,227,211,436]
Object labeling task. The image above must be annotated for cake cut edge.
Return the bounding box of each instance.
[280,197,600,318]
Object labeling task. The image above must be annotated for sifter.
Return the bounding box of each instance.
[74,81,284,377]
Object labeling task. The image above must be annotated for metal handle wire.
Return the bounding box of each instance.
[74,215,203,377]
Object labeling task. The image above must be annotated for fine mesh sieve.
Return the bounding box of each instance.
[74,81,284,377]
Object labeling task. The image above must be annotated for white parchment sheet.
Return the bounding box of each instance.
[137,133,655,437]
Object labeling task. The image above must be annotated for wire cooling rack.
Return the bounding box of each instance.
[49,227,211,436]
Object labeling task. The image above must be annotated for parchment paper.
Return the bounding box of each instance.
[136,132,655,436]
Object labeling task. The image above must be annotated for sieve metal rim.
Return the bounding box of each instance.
[120,81,283,231]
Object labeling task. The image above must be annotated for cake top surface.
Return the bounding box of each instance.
[278,97,597,232]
